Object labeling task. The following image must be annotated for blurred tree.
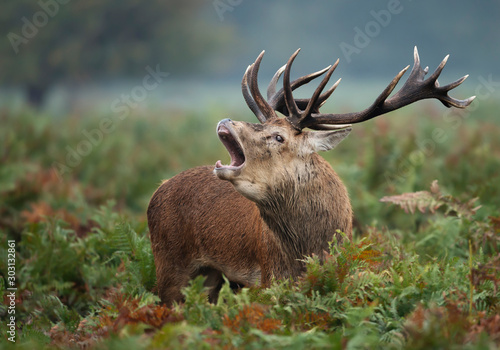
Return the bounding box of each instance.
[0,0,230,107]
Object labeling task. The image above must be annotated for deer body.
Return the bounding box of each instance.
[148,48,473,306]
[148,119,352,305]
[148,166,264,304]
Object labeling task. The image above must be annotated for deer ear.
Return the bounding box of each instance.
[307,128,351,152]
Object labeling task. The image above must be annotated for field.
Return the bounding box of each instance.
[1,96,500,349]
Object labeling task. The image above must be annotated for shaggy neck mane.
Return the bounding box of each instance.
[256,155,347,263]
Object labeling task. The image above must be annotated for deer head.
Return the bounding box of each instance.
[214,117,350,202]
[214,47,474,202]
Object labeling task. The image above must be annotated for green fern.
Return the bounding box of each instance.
[19,325,51,346]
[107,222,157,294]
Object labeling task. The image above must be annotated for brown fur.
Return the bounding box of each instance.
[147,118,352,306]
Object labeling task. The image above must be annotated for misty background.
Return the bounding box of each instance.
[1,0,499,114]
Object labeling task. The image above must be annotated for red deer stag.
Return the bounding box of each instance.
[148,47,474,306]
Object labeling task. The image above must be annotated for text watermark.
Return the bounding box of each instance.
[7,0,72,54]
[340,0,407,63]
[384,74,499,186]
[6,240,17,343]
[51,64,169,180]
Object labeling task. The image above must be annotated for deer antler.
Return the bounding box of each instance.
[242,50,335,123]
[241,47,475,131]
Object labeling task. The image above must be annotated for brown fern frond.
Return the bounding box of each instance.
[380,180,481,219]
[380,190,442,214]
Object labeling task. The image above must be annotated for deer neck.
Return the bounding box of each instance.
[256,154,349,263]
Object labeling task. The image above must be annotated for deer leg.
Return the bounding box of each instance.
[199,267,224,303]
[155,264,190,307]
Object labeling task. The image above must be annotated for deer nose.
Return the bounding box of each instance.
[217,118,234,133]
[218,118,235,128]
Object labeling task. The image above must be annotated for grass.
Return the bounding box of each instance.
[0,99,499,349]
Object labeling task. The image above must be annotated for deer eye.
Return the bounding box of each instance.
[275,135,284,143]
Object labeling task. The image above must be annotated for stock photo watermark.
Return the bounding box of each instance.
[51,65,169,179]
[384,74,499,186]
[7,0,72,54]
[339,0,406,63]
[6,240,17,342]
[213,0,243,21]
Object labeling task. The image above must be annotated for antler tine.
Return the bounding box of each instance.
[438,75,476,108]
[317,77,342,108]
[289,77,342,115]
[301,59,339,120]
[268,65,332,115]
[267,65,286,100]
[443,74,469,91]
[307,122,353,131]
[372,65,410,107]
[283,49,302,122]
[302,46,475,128]
[248,50,278,121]
[242,64,267,123]
[267,65,331,104]
[408,46,428,81]
[428,54,449,84]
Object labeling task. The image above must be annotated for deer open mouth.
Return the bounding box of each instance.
[215,121,246,172]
